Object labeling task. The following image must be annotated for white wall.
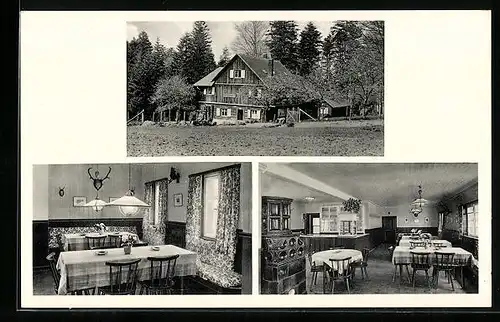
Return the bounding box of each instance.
[33,165,49,221]
[386,204,439,228]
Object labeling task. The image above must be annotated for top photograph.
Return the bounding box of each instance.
[126,20,384,156]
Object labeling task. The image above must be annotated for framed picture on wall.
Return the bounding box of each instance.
[174,193,183,207]
[109,197,119,203]
[73,196,87,207]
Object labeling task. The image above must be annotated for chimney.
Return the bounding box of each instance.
[267,56,274,76]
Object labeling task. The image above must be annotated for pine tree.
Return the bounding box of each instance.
[170,32,195,82]
[218,46,231,67]
[266,21,299,72]
[190,21,217,83]
[127,31,155,119]
[297,22,322,76]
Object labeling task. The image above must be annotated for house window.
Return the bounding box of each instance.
[202,172,220,239]
[221,108,228,116]
[257,88,262,98]
[462,201,478,237]
[204,87,215,95]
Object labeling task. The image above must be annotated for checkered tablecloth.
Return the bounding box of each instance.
[62,232,139,251]
[56,245,197,295]
[392,246,473,266]
[312,249,363,274]
[399,239,452,248]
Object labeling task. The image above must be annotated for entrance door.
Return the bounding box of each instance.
[382,216,397,244]
[237,109,244,120]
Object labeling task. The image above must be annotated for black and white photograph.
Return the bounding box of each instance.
[259,163,479,295]
[126,20,384,156]
[32,162,252,295]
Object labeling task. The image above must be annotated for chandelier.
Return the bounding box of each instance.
[106,163,150,215]
[409,185,427,217]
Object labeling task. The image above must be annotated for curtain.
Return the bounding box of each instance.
[142,179,168,245]
[215,166,240,257]
[185,174,203,252]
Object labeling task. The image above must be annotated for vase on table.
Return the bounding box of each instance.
[124,244,132,255]
[100,229,105,235]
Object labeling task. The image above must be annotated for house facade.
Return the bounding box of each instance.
[194,54,289,124]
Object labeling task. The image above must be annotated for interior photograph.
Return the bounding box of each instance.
[259,162,479,295]
[32,162,252,295]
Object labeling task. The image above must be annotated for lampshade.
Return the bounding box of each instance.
[106,190,149,216]
[409,207,422,216]
[84,198,107,212]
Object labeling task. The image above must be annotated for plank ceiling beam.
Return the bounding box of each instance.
[259,163,357,201]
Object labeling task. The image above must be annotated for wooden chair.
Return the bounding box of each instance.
[138,255,179,295]
[307,252,323,288]
[85,235,107,250]
[352,247,370,280]
[108,234,122,248]
[323,257,353,294]
[410,251,432,288]
[47,252,96,295]
[409,240,427,248]
[98,258,142,295]
[432,252,456,291]
[46,252,60,294]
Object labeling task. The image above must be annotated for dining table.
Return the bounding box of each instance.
[62,231,140,251]
[311,249,363,274]
[55,244,197,295]
[391,245,474,288]
[399,239,452,248]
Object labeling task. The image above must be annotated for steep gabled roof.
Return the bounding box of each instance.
[193,54,291,88]
[193,67,224,87]
[237,54,290,84]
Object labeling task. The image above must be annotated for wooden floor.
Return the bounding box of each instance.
[33,270,232,295]
[305,244,474,294]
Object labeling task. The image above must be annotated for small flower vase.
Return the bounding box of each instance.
[100,229,105,235]
[124,244,131,255]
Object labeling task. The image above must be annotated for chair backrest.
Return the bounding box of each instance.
[362,247,370,263]
[108,234,122,248]
[328,256,353,278]
[85,235,107,250]
[410,251,430,268]
[146,254,179,288]
[307,252,313,267]
[105,258,142,294]
[46,252,60,294]
[409,240,426,248]
[434,252,455,268]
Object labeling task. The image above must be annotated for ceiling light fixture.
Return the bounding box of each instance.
[107,164,150,216]
[409,185,427,217]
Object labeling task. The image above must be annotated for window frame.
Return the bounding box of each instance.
[220,108,228,116]
[201,171,221,240]
[461,200,478,238]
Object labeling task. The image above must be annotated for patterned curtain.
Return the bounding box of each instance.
[185,175,203,252]
[458,205,464,236]
[215,166,241,257]
[142,179,168,245]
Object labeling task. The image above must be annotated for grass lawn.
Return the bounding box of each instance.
[126,120,384,156]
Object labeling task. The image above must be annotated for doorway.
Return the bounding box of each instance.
[303,213,320,235]
[382,216,397,244]
[237,109,244,120]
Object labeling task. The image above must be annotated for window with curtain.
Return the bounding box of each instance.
[462,200,478,237]
[202,172,220,239]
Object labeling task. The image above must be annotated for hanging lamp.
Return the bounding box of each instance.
[84,194,107,212]
[409,185,427,217]
[107,163,149,215]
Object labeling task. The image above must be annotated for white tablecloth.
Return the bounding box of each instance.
[56,244,197,295]
[311,249,363,274]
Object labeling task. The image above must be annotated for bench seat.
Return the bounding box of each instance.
[196,261,242,289]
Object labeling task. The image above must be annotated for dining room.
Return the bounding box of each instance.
[258,162,480,295]
[32,162,252,295]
